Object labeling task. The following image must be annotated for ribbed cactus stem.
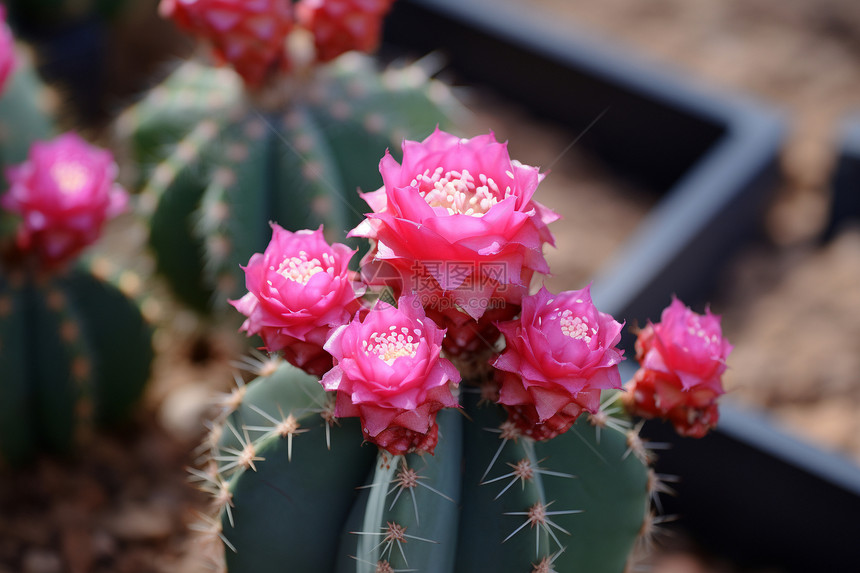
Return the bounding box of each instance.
[199,364,653,573]
[0,264,154,465]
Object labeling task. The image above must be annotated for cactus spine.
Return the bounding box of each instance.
[197,361,652,573]
[118,55,460,313]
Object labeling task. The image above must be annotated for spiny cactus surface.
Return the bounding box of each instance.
[196,360,652,573]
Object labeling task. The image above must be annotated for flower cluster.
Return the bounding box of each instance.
[159,0,396,86]
[231,128,732,454]
[0,5,14,95]
[1,133,128,267]
[352,128,558,360]
[624,298,732,437]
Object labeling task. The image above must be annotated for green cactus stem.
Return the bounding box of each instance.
[207,361,378,573]
[0,263,154,466]
[117,55,461,314]
[0,49,54,186]
[198,361,653,573]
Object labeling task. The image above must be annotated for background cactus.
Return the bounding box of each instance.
[116,53,461,314]
[195,360,652,573]
[0,49,53,190]
[0,262,154,466]
[0,38,154,465]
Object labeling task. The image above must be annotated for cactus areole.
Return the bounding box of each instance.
[196,129,733,572]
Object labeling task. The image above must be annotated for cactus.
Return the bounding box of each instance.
[0,262,154,465]
[195,360,651,573]
[117,23,461,314]
[179,107,739,570]
[0,40,54,188]
[0,40,154,464]
[186,122,736,572]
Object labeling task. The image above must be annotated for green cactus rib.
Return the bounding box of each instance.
[335,408,463,573]
[0,267,154,465]
[0,273,34,464]
[457,392,554,572]
[116,61,242,189]
[124,55,460,313]
[207,365,652,573]
[534,403,651,573]
[217,362,378,573]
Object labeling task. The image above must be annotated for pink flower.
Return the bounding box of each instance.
[1,133,128,265]
[492,286,624,440]
[351,128,558,321]
[624,297,732,438]
[321,295,460,455]
[0,5,15,95]
[231,224,364,376]
[296,0,395,63]
[159,0,293,87]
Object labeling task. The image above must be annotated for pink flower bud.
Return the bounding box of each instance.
[159,0,293,87]
[492,285,625,440]
[296,0,395,62]
[1,133,128,266]
[0,6,15,95]
[321,294,461,455]
[624,297,733,438]
[231,224,364,376]
[351,128,558,321]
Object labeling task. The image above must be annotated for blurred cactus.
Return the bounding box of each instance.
[0,24,53,187]
[115,0,460,314]
[0,44,153,463]
[0,263,154,465]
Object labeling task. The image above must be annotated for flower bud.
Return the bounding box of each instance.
[2,133,128,266]
[624,297,732,438]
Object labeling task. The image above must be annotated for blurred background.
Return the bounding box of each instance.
[1,0,859,571]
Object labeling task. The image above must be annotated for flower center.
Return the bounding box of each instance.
[413,167,512,216]
[557,308,594,343]
[275,250,332,284]
[363,325,420,365]
[50,161,89,195]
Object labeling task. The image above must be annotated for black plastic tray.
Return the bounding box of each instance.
[385,2,860,572]
[824,115,860,239]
